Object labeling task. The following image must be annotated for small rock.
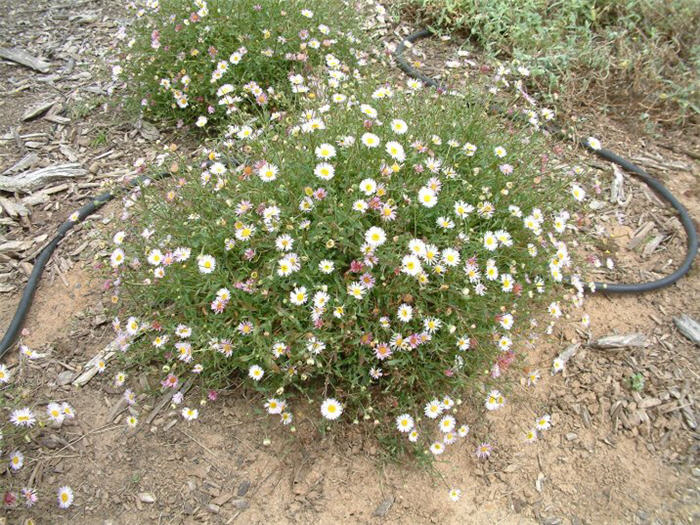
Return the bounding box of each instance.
[565,433,578,441]
[138,492,156,504]
[512,497,527,513]
[373,496,394,517]
[56,370,74,385]
[207,503,220,514]
[232,499,250,510]
[237,480,251,497]
[40,434,62,449]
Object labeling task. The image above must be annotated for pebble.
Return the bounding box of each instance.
[373,496,394,517]
[138,492,156,504]
[56,370,74,385]
[237,480,251,497]
[232,498,250,510]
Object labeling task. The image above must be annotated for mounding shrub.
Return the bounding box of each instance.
[116,0,366,132]
[105,76,588,454]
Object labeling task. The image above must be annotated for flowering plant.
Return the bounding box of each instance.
[116,0,365,131]
[106,74,584,454]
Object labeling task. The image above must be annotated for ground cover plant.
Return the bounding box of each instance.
[102,68,591,458]
[116,0,366,132]
[394,0,700,124]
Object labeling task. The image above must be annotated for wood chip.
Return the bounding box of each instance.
[535,472,545,493]
[0,197,30,218]
[556,343,580,365]
[22,100,57,121]
[0,239,34,254]
[631,154,691,172]
[673,315,700,346]
[681,406,697,430]
[59,145,79,162]
[641,185,665,207]
[638,397,662,409]
[69,12,99,24]
[642,234,666,257]
[72,335,123,387]
[0,163,87,193]
[0,47,51,73]
[211,492,234,507]
[627,221,655,250]
[592,333,648,349]
[45,114,71,125]
[610,164,628,205]
[1,152,40,175]
[137,120,160,141]
[106,397,128,423]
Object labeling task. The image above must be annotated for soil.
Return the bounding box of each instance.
[1,2,698,524]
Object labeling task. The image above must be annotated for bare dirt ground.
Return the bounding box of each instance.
[1,2,698,524]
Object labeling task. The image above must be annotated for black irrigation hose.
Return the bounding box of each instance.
[396,28,697,294]
[0,172,167,358]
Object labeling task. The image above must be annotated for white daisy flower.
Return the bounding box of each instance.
[321,398,343,420]
[365,226,386,247]
[424,399,443,419]
[390,119,407,134]
[417,187,437,208]
[395,414,414,433]
[248,365,264,381]
[361,132,380,148]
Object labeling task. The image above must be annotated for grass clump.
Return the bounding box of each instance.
[396,0,700,123]
[116,0,365,132]
[104,74,587,454]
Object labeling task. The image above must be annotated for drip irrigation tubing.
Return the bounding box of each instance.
[396,28,697,294]
[0,171,169,358]
[0,32,697,358]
